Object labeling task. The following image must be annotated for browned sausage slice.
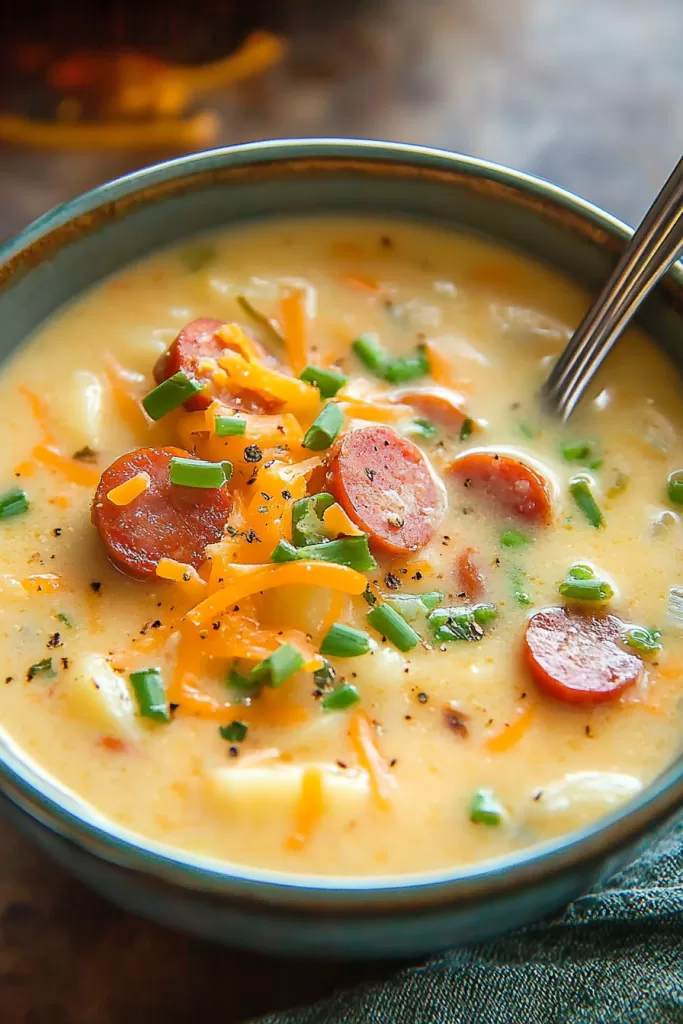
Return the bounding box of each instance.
[524,607,642,705]
[92,447,232,580]
[390,385,468,431]
[326,425,445,554]
[449,451,552,524]
[153,318,277,413]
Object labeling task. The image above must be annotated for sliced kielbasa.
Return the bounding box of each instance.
[524,607,642,705]
[457,547,485,600]
[326,425,445,555]
[92,447,232,580]
[153,317,277,413]
[449,451,552,524]
[390,385,468,431]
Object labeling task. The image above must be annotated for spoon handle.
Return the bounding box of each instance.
[543,155,683,421]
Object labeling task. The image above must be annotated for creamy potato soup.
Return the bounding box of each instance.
[0,217,681,876]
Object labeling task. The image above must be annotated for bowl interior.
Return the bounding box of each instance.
[0,140,681,901]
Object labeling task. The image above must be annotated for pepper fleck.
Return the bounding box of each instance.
[244,444,263,463]
[417,692,428,704]
[89,581,102,593]
[384,572,401,591]
[52,528,62,537]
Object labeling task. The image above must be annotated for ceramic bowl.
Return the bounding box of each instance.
[0,140,681,958]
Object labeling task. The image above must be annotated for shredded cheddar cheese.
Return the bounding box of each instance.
[217,349,319,418]
[279,288,309,375]
[33,445,100,487]
[286,766,324,850]
[106,472,149,506]
[322,503,364,538]
[22,573,68,594]
[187,561,368,626]
[349,711,396,810]
[486,704,536,753]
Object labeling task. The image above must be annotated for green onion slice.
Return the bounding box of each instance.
[510,567,532,606]
[291,492,335,547]
[500,529,531,549]
[313,658,336,687]
[0,487,29,520]
[271,535,377,572]
[383,345,430,384]
[226,667,257,691]
[169,456,232,488]
[129,668,170,722]
[667,469,683,505]
[459,418,473,441]
[367,603,420,652]
[384,591,444,622]
[404,417,436,440]
[302,403,344,451]
[558,564,613,601]
[219,720,248,742]
[250,643,305,688]
[299,365,347,398]
[320,622,371,658]
[352,333,388,375]
[569,475,604,528]
[470,788,504,825]
[322,683,361,712]
[142,371,203,420]
[622,625,662,654]
[236,295,285,346]
[215,415,247,437]
[428,604,497,642]
[561,440,597,463]
[28,657,55,680]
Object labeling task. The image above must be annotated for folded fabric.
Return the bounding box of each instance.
[256,815,683,1024]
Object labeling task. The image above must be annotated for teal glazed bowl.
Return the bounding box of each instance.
[0,140,681,958]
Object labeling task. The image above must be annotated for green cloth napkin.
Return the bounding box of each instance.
[257,816,682,1024]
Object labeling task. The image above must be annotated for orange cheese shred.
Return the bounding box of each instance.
[33,445,100,487]
[286,766,324,851]
[486,703,535,753]
[187,562,368,626]
[340,274,382,295]
[106,472,149,506]
[104,355,151,435]
[217,349,319,418]
[319,590,348,641]
[348,710,396,810]
[19,385,54,444]
[423,339,471,391]
[217,323,266,365]
[338,400,412,424]
[279,288,309,375]
[22,573,68,594]
[322,502,364,538]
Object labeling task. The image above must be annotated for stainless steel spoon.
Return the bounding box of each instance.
[542,155,683,421]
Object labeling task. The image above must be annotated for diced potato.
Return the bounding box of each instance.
[207,762,369,821]
[527,771,642,836]
[62,654,139,741]
[57,370,104,449]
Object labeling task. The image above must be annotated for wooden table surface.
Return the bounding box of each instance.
[0,1,681,1020]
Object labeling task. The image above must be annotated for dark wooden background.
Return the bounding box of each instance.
[0,1,681,1020]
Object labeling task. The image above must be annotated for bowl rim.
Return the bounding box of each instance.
[0,136,681,906]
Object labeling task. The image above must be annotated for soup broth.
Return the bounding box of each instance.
[0,217,680,876]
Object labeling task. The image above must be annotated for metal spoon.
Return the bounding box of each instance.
[542,154,683,421]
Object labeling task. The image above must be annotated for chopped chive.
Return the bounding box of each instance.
[291,492,335,546]
[459,418,473,442]
[142,371,203,420]
[271,535,377,572]
[470,788,504,825]
[352,333,388,375]
[569,475,604,528]
[219,720,248,742]
[215,415,247,437]
[169,456,232,488]
[250,643,305,688]
[383,345,430,384]
[383,590,444,622]
[623,626,662,654]
[0,487,29,520]
[567,563,594,580]
[561,440,596,463]
[500,529,531,549]
[313,658,336,687]
[299,365,347,398]
[362,585,378,607]
[428,604,497,642]
[27,657,55,680]
[517,421,535,439]
[226,667,256,690]
[559,575,613,602]
[302,402,344,451]
[320,622,371,658]
[129,668,170,722]
[667,470,683,505]
[367,603,420,652]
[404,417,436,440]
[510,567,532,606]
[180,243,216,273]
[236,295,285,346]
[56,612,73,628]
[322,683,361,712]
